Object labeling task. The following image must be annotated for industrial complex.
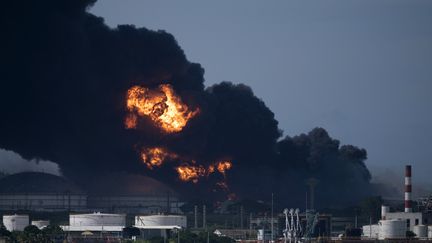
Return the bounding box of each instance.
[361,166,432,240]
[1,165,432,242]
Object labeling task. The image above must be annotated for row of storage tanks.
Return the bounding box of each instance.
[69,212,186,227]
[2,213,186,231]
[363,219,432,239]
[362,220,432,239]
[362,206,432,239]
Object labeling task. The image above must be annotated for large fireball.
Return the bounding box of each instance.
[125,84,199,133]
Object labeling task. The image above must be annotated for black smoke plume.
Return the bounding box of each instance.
[0,0,372,208]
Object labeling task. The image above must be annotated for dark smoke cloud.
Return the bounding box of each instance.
[0,0,372,208]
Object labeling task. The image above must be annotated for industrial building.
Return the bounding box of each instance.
[362,165,432,239]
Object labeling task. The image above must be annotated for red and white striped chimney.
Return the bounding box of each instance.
[404,165,412,213]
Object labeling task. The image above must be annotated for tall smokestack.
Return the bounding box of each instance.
[405,165,412,213]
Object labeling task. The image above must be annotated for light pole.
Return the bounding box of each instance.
[177,228,180,243]
[271,193,274,242]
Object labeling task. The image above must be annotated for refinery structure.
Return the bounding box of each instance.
[3,0,432,241]
[1,165,432,242]
[361,165,432,240]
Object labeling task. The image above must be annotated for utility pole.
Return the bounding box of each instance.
[354,208,358,228]
[177,229,180,243]
[264,212,267,242]
[194,205,198,229]
[271,193,274,242]
[249,213,253,238]
[240,205,244,229]
[203,205,207,229]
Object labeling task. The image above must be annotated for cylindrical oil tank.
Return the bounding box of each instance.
[381,205,390,220]
[413,225,428,238]
[362,224,380,238]
[31,220,50,229]
[428,226,432,238]
[257,229,264,240]
[70,213,126,227]
[135,215,187,228]
[379,219,406,239]
[2,215,29,231]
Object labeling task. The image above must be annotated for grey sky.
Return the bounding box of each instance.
[1,0,430,187]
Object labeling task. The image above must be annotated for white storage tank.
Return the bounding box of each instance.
[135,215,187,228]
[70,212,126,227]
[2,215,29,231]
[379,219,406,239]
[31,220,50,229]
[362,224,380,238]
[257,229,264,241]
[381,205,390,219]
[413,225,428,238]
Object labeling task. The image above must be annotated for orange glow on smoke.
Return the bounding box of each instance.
[176,160,232,183]
[124,114,138,129]
[125,84,199,133]
[176,165,207,183]
[208,165,215,173]
[140,147,177,169]
[216,161,232,175]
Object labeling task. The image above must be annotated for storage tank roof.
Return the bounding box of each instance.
[87,173,177,196]
[0,172,84,194]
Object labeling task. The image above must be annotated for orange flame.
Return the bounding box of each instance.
[176,165,207,183]
[125,84,198,133]
[176,160,232,183]
[216,161,232,176]
[141,147,177,169]
[208,165,215,174]
[124,114,138,129]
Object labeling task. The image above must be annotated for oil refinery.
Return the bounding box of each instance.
[1,165,432,242]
